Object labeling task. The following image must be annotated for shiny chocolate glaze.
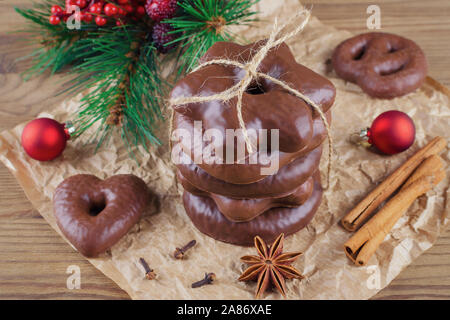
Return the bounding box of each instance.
[178,169,314,222]
[173,110,331,184]
[182,172,323,246]
[177,145,322,199]
[332,32,427,99]
[171,40,335,184]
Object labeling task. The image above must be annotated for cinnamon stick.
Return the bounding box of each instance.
[341,137,446,232]
[344,155,446,266]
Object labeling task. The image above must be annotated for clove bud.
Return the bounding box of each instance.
[191,273,216,288]
[139,258,156,280]
[174,239,197,259]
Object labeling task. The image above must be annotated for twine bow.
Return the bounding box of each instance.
[169,9,333,188]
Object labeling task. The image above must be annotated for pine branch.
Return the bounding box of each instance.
[16,2,165,156]
[14,0,261,158]
[15,1,97,79]
[166,0,260,73]
[68,26,166,155]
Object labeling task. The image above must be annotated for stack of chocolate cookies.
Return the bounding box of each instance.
[171,41,336,246]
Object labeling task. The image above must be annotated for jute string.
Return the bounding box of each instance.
[169,10,333,188]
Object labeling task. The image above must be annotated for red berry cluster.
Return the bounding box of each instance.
[145,0,178,22]
[49,0,147,26]
[152,22,176,53]
[145,0,179,53]
[48,0,181,54]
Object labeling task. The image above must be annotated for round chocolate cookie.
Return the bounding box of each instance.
[177,145,322,199]
[332,32,427,99]
[182,173,323,246]
[178,169,314,222]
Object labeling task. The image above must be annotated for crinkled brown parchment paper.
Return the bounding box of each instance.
[0,0,449,299]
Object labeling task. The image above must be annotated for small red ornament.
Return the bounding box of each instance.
[75,0,87,8]
[49,15,61,25]
[95,16,108,26]
[362,110,416,155]
[104,3,119,16]
[21,118,72,161]
[51,5,63,15]
[89,3,102,15]
[83,12,93,23]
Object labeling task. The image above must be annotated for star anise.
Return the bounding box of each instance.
[238,233,304,298]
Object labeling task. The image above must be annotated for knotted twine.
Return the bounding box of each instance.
[169,10,333,189]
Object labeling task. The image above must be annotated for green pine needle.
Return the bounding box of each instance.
[166,0,260,73]
[14,0,261,158]
[68,26,166,156]
[15,0,98,79]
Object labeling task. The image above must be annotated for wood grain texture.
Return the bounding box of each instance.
[0,0,449,300]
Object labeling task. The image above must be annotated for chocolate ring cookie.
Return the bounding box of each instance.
[177,145,322,199]
[173,110,331,184]
[171,40,335,184]
[332,32,427,99]
[183,172,323,246]
[178,169,314,222]
[53,174,152,257]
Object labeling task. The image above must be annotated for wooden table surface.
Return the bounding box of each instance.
[0,0,449,300]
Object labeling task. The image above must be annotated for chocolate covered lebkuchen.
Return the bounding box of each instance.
[183,173,323,246]
[332,32,427,99]
[170,40,335,246]
[176,145,323,199]
[53,174,152,257]
[171,40,335,184]
[178,170,315,222]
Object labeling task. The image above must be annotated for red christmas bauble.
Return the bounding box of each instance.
[21,118,70,161]
[367,110,415,155]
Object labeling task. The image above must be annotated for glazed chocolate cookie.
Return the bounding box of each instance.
[177,145,322,199]
[178,169,314,222]
[183,172,323,246]
[332,32,427,99]
[171,40,335,184]
[173,110,331,184]
[53,174,152,257]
